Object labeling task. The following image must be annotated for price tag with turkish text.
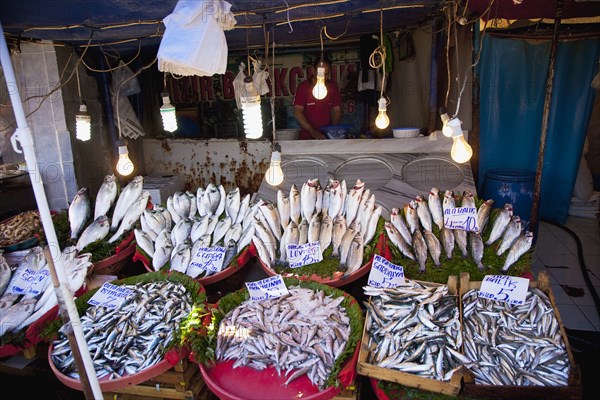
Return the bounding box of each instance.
[188,246,227,275]
[444,207,479,231]
[286,242,323,269]
[87,283,133,309]
[25,269,51,296]
[478,275,529,305]
[367,255,405,288]
[245,275,289,302]
[6,268,38,294]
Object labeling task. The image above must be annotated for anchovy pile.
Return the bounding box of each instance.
[254,178,382,277]
[386,188,533,274]
[363,281,465,381]
[136,185,258,279]
[462,288,570,386]
[51,280,192,380]
[215,286,351,389]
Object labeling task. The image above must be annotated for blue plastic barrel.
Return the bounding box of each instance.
[480,169,536,232]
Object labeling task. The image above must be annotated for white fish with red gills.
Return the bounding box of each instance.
[345,232,364,277]
[476,199,494,234]
[340,179,348,214]
[225,187,241,223]
[279,221,299,264]
[440,227,455,259]
[94,174,118,220]
[415,195,432,232]
[423,230,441,267]
[486,203,514,245]
[134,228,154,258]
[461,189,476,209]
[358,193,376,238]
[428,188,444,230]
[412,230,428,273]
[339,221,360,270]
[331,215,347,257]
[502,231,533,273]
[364,205,382,246]
[344,179,365,226]
[69,188,91,239]
[321,184,331,216]
[300,179,318,221]
[76,215,110,251]
[111,175,143,231]
[200,183,220,216]
[469,232,485,271]
[384,222,415,260]
[289,184,301,224]
[327,179,343,219]
[390,207,412,245]
[277,190,290,230]
[108,191,150,244]
[259,201,282,241]
[496,216,522,256]
[442,190,456,217]
[404,201,419,234]
[319,215,333,253]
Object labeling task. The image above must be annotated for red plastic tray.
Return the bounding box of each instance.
[134,243,255,286]
[199,340,360,400]
[257,233,391,288]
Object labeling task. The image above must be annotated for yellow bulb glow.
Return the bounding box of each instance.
[375,97,390,129]
[442,116,462,138]
[265,151,284,186]
[312,67,328,100]
[75,110,91,141]
[116,144,134,176]
[451,134,473,164]
[160,95,178,133]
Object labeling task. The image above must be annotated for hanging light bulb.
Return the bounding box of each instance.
[116,140,134,176]
[375,97,390,129]
[312,64,328,100]
[442,115,462,138]
[451,134,473,163]
[160,92,178,133]
[241,78,263,139]
[265,150,284,186]
[75,103,91,141]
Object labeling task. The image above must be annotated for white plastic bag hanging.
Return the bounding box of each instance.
[158,0,236,77]
[252,59,270,96]
[233,62,246,109]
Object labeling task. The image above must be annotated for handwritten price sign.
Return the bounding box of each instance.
[286,242,323,269]
[87,283,133,309]
[367,255,405,288]
[444,207,479,232]
[246,275,289,302]
[26,269,51,296]
[187,247,227,278]
[7,267,42,295]
[478,275,529,305]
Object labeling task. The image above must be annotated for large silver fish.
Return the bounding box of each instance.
[76,215,110,251]
[412,230,428,273]
[254,219,276,252]
[237,224,255,252]
[253,235,272,268]
[142,209,167,238]
[153,204,172,230]
[384,222,415,260]
[171,217,193,247]
[167,195,181,225]
[300,179,318,221]
[423,230,441,267]
[415,196,433,232]
[201,183,220,216]
[172,191,192,220]
[486,203,513,245]
[279,221,299,264]
[364,205,382,246]
[453,228,468,258]
[277,190,290,230]
[308,213,321,244]
[315,183,323,216]
[502,231,533,273]
[259,202,282,241]
[190,216,209,243]
[328,179,343,219]
[205,216,219,236]
[345,232,364,276]
[321,184,331,216]
[94,174,118,220]
[216,185,227,218]
[440,227,455,259]
[496,216,522,256]
[344,179,365,226]
[225,187,241,223]
[429,188,444,230]
[461,190,476,209]
[222,239,238,270]
[331,215,347,257]
[358,193,376,238]
[108,191,150,243]
[443,190,455,217]
[0,252,12,297]
[224,223,243,244]
[0,298,37,337]
[319,215,333,253]
[111,175,143,231]
[298,218,309,245]
[390,207,412,245]
[404,201,419,234]
[134,228,154,258]
[69,188,91,239]
[235,194,251,225]
[212,217,233,246]
[476,199,494,234]
[469,232,485,271]
[196,187,206,216]
[154,228,172,253]
[339,221,360,269]
[289,184,301,224]
[340,179,348,215]
[170,245,191,274]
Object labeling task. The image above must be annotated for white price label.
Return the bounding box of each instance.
[478,275,529,305]
[26,269,51,296]
[367,255,405,288]
[444,207,479,231]
[6,268,38,294]
[286,242,323,269]
[245,275,289,302]
[188,247,227,277]
[87,283,133,309]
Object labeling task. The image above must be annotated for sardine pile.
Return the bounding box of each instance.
[215,286,351,389]
[462,288,570,386]
[68,174,150,250]
[136,184,259,278]
[51,280,192,380]
[254,178,382,277]
[385,188,533,274]
[0,246,90,338]
[363,281,465,381]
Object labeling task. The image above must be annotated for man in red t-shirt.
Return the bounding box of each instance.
[292,57,342,140]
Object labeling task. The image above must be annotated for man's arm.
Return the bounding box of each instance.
[294,105,326,139]
[331,105,342,125]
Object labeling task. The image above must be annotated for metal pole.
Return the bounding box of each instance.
[0,21,104,399]
[530,0,564,233]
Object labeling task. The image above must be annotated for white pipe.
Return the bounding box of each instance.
[0,21,104,399]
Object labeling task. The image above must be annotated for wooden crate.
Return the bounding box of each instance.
[357,276,466,396]
[103,359,206,400]
[331,379,360,400]
[459,271,583,400]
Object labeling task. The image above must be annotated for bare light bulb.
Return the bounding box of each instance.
[451,134,473,163]
[75,103,91,141]
[160,93,178,133]
[312,66,328,100]
[116,141,134,176]
[442,115,463,138]
[241,80,263,139]
[265,151,284,186]
[375,97,390,129]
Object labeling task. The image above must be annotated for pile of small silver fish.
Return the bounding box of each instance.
[385,188,533,273]
[215,286,351,389]
[253,178,382,277]
[363,281,465,381]
[0,246,90,337]
[51,280,192,380]
[68,174,150,250]
[462,288,570,386]
[136,184,259,279]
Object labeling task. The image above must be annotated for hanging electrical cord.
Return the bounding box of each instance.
[81,40,142,73]
[369,7,391,130]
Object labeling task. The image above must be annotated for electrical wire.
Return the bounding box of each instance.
[80,41,142,73]
[368,8,388,99]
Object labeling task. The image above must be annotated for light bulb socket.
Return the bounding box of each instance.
[377,97,387,111]
[116,139,128,154]
[316,67,326,78]
[270,151,282,163]
[78,103,89,114]
[442,117,463,138]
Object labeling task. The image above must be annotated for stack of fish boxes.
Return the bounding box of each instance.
[459,271,582,400]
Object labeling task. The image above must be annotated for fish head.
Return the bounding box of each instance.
[512,215,521,223]
[96,215,110,226]
[391,208,399,215]
[504,203,514,212]
[525,231,534,240]
[132,175,144,184]
[104,174,117,183]
[463,189,472,197]
[329,179,340,189]
[444,190,454,199]
[307,179,319,188]
[416,195,424,202]
[485,199,495,206]
[409,200,417,209]
[430,187,439,196]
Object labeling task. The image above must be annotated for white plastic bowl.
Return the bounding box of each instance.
[392,128,420,138]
